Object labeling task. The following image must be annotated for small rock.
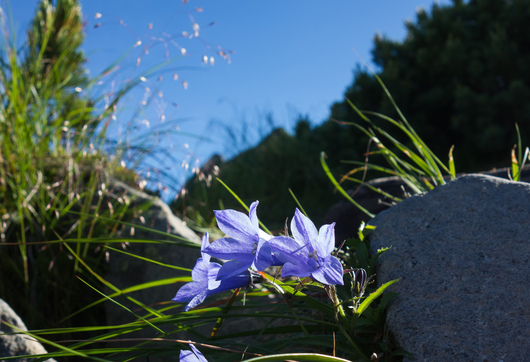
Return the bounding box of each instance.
[0,299,56,361]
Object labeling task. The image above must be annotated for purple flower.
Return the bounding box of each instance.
[270,209,344,285]
[172,233,250,311]
[180,342,208,362]
[203,201,275,280]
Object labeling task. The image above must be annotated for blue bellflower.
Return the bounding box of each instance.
[203,201,274,280]
[172,233,250,311]
[180,342,208,362]
[270,209,344,285]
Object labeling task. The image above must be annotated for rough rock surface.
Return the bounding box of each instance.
[326,166,530,244]
[104,181,202,336]
[368,175,530,361]
[0,299,56,361]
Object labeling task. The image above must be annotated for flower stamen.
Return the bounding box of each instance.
[251,241,258,255]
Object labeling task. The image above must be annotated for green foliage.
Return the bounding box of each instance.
[7,220,402,361]
[331,0,530,171]
[0,0,155,340]
[511,123,530,181]
[22,0,94,134]
[326,69,455,203]
[176,126,347,232]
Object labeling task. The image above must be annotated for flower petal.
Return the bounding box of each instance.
[207,263,222,289]
[269,236,307,265]
[216,272,251,292]
[183,290,210,311]
[281,261,313,278]
[203,237,253,260]
[215,258,253,280]
[173,282,209,311]
[316,223,336,257]
[180,343,209,362]
[191,257,210,282]
[252,239,274,270]
[258,228,272,241]
[200,233,211,264]
[291,209,318,246]
[311,256,344,285]
[248,201,259,230]
[214,209,258,242]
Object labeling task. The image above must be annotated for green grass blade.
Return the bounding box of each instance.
[210,288,241,338]
[1,321,111,361]
[448,145,456,179]
[59,276,191,324]
[62,242,164,319]
[77,277,167,336]
[355,278,400,317]
[511,146,520,181]
[320,152,375,218]
[104,245,192,272]
[216,177,272,234]
[288,188,308,217]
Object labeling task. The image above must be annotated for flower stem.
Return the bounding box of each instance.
[329,286,368,361]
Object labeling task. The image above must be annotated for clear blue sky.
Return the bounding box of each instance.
[6,0,449,196]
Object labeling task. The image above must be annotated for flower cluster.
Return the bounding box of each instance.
[173,201,344,311]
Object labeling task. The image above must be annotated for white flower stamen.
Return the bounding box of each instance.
[308,249,318,260]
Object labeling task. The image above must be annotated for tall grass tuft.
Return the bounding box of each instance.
[0,0,143,337]
[0,0,226,344]
[321,70,457,221]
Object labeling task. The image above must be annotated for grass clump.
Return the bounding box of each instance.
[0,0,118,333]
[0,0,204,341]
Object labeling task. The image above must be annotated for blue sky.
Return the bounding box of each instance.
[6,0,448,195]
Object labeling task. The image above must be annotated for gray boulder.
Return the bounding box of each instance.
[325,166,530,244]
[0,299,56,361]
[104,181,202,338]
[369,174,530,361]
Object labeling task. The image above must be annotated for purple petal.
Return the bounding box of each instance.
[281,261,313,278]
[173,282,201,303]
[183,290,210,311]
[215,258,253,280]
[291,209,318,245]
[200,233,211,264]
[214,209,258,242]
[311,256,344,285]
[248,201,259,230]
[203,237,254,260]
[258,228,272,241]
[191,258,210,282]
[180,343,208,362]
[215,272,251,292]
[269,236,307,265]
[175,263,250,310]
[316,223,336,257]
[252,240,274,271]
[207,263,222,289]
[173,282,209,311]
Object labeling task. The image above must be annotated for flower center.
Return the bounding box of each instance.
[251,241,258,255]
[308,249,318,261]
